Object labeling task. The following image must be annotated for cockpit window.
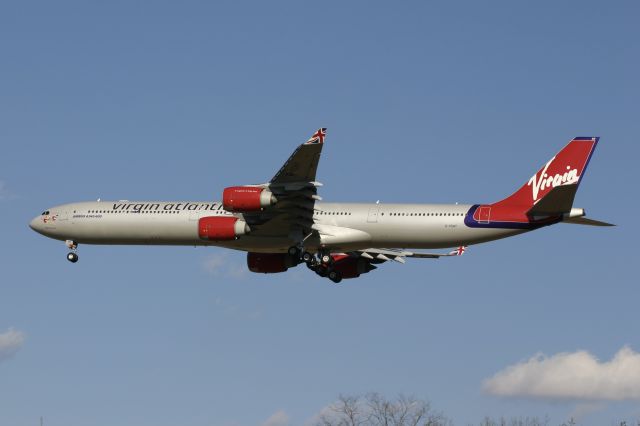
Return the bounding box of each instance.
[41,210,50,215]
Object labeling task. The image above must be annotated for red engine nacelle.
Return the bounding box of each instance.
[198,216,249,241]
[247,252,296,274]
[331,254,377,279]
[222,186,277,212]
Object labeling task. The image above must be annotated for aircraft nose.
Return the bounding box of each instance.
[29,216,42,232]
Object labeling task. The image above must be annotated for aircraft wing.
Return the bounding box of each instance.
[242,128,326,242]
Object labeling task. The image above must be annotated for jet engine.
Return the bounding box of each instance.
[330,254,377,279]
[198,216,249,240]
[247,252,297,273]
[222,186,277,212]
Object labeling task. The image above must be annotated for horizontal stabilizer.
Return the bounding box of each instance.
[354,246,467,262]
[563,217,615,227]
[408,245,467,258]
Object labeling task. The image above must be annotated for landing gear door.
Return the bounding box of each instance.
[367,206,379,223]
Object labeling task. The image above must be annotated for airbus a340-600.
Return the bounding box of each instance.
[30,129,612,283]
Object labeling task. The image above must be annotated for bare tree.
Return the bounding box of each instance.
[315,393,450,426]
[316,394,366,426]
[479,416,549,426]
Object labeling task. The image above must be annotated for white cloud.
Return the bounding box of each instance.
[262,410,289,426]
[304,403,340,426]
[202,253,247,280]
[0,328,26,362]
[483,346,640,401]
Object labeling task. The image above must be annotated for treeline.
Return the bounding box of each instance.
[313,393,638,426]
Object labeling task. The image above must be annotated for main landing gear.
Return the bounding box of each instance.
[66,240,79,263]
[288,246,342,284]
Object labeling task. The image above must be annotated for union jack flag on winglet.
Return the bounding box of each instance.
[448,246,467,256]
[306,128,327,144]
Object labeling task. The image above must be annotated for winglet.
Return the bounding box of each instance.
[271,129,326,183]
[305,128,327,145]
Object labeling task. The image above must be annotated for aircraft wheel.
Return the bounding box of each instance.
[67,252,79,263]
[321,253,332,265]
[287,246,300,257]
[302,251,314,264]
[316,266,328,277]
[306,262,317,271]
[328,270,342,284]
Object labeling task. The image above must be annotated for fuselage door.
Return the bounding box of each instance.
[58,209,70,222]
[478,206,491,223]
[367,206,379,223]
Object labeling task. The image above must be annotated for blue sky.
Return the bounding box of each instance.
[1,1,639,425]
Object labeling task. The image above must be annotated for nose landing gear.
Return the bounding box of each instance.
[66,240,79,263]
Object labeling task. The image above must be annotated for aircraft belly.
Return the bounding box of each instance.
[364,220,525,249]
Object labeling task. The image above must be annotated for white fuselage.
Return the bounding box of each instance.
[30,200,524,253]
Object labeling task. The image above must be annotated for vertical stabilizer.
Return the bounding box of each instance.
[466,137,599,227]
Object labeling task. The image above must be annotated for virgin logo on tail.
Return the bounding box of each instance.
[527,156,580,201]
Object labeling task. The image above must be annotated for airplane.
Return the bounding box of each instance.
[29,129,613,283]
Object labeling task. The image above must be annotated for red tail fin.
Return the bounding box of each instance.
[471,137,599,225]
[497,137,598,208]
